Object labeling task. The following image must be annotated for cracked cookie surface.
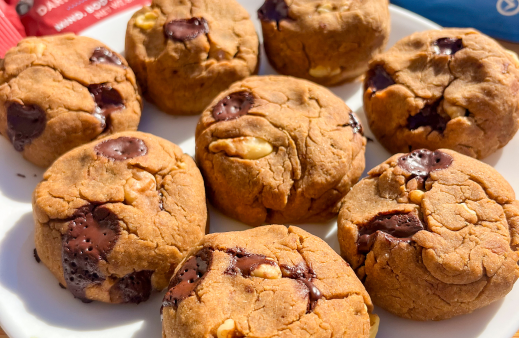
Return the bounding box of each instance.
[0,34,142,167]
[125,0,259,115]
[32,131,207,304]
[337,148,519,320]
[258,0,390,86]
[162,225,377,338]
[195,75,366,226]
[363,28,519,159]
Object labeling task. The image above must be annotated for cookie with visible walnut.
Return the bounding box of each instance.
[195,75,366,226]
[32,131,207,304]
[0,34,141,167]
[162,225,378,338]
[258,0,390,86]
[125,0,259,115]
[363,28,519,159]
[338,148,519,320]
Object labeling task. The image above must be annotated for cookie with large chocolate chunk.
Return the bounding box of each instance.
[338,149,519,320]
[258,0,390,86]
[32,131,207,304]
[195,76,366,226]
[363,28,519,159]
[162,225,379,338]
[125,0,259,115]
[0,34,141,167]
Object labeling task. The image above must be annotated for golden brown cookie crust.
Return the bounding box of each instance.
[195,75,366,226]
[162,225,375,338]
[260,0,390,86]
[0,34,141,167]
[337,148,519,320]
[33,131,207,303]
[363,28,519,159]
[125,0,259,115]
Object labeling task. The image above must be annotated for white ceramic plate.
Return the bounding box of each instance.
[0,2,518,338]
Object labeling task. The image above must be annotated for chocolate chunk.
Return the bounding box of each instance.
[224,248,277,276]
[258,0,289,23]
[366,65,395,94]
[398,149,453,181]
[62,205,120,302]
[347,112,363,135]
[162,248,213,310]
[95,137,148,161]
[6,103,46,152]
[34,248,40,263]
[164,18,209,42]
[433,38,463,56]
[408,102,450,132]
[88,83,124,130]
[212,91,254,121]
[109,270,153,304]
[281,264,322,312]
[90,47,125,67]
[357,213,425,254]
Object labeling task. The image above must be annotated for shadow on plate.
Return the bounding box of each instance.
[0,138,44,203]
[374,299,503,338]
[138,101,200,156]
[0,212,165,332]
[482,147,503,167]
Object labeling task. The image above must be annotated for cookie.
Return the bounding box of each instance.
[162,224,379,338]
[363,28,519,159]
[195,75,366,226]
[258,0,390,86]
[32,131,207,304]
[125,0,259,115]
[0,34,141,167]
[337,148,519,320]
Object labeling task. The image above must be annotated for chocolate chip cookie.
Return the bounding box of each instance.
[162,224,379,338]
[258,0,390,86]
[0,34,141,167]
[364,28,519,159]
[125,0,259,115]
[337,148,519,320]
[32,131,207,304]
[195,75,366,226]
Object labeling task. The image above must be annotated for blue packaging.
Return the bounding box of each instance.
[391,0,519,42]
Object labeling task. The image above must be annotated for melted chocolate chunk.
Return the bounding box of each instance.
[398,149,453,181]
[280,264,322,311]
[357,213,425,254]
[408,102,450,132]
[62,205,120,302]
[90,47,124,67]
[109,270,153,304]
[162,248,213,310]
[88,83,124,130]
[212,91,254,121]
[258,0,289,23]
[164,18,209,42]
[34,248,40,263]
[366,65,395,94]
[347,113,363,135]
[433,38,463,56]
[95,137,148,161]
[225,248,277,276]
[6,103,46,152]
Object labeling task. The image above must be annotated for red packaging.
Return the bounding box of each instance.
[0,0,149,57]
[17,0,149,36]
[0,0,25,57]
